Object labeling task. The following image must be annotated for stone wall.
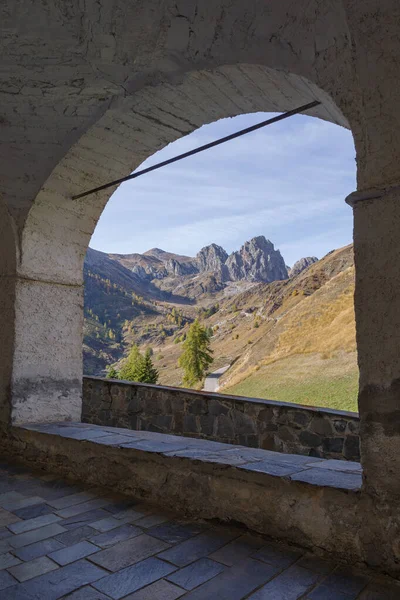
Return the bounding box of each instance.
[82,377,360,461]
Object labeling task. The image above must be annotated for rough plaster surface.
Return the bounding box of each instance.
[82,377,360,461]
[11,280,83,424]
[352,189,400,504]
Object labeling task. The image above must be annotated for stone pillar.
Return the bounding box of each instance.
[0,195,83,425]
[10,277,83,425]
[348,185,400,501]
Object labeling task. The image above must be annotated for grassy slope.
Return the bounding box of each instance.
[226,353,358,412]
[220,250,358,411]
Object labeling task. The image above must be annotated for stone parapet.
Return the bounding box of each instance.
[82,377,360,461]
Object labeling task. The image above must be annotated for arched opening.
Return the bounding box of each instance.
[14,64,358,428]
[86,110,357,413]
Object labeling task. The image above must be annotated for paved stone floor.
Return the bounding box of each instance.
[0,462,398,599]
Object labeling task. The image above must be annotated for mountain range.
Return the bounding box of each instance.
[107,235,289,287]
[83,236,357,412]
[83,235,318,374]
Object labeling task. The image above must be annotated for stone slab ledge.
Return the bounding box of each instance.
[0,422,367,567]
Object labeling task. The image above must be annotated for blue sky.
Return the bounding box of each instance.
[90,112,356,267]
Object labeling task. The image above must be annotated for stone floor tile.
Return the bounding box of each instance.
[49,540,100,565]
[148,522,206,545]
[0,538,14,554]
[167,557,225,590]
[133,514,170,529]
[90,524,143,549]
[13,503,53,521]
[239,460,305,476]
[18,558,108,600]
[321,566,370,596]
[13,538,65,562]
[0,526,13,540]
[0,491,25,508]
[179,558,279,600]
[121,440,190,454]
[2,496,46,512]
[290,469,362,491]
[296,553,336,575]
[92,556,176,600]
[252,542,303,569]
[247,564,321,599]
[8,513,61,535]
[307,460,362,473]
[13,482,81,502]
[55,498,111,519]
[124,578,185,599]
[94,434,137,446]
[112,508,148,522]
[307,585,356,599]
[9,523,67,549]
[89,534,170,572]
[57,585,111,599]
[46,491,96,510]
[0,508,21,527]
[163,448,250,465]
[63,429,116,441]
[90,517,122,533]
[8,555,59,582]
[0,568,17,590]
[157,529,240,567]
[60,508,110,530]
[0,551,21,569]
[55,525,97,546]
[209,533,266,566]
[36,425,84,438]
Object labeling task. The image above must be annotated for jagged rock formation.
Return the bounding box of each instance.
[196,243,228,276]
[289,256,319,278]
[109,235,289,285]
[165,258,198,277]
[225,236,288,282]
[113,249,198,281]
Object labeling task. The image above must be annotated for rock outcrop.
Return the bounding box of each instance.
[165,258,198,277]
[110,236,289,285]
[289,256,318,278]
[196,243,228,276]
[225,236,288,282]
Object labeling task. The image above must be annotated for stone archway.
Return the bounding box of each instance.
[12,64,353,425]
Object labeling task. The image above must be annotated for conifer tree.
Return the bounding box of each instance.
[106,365,119,379]
[119,344,143,381]
[178,319,213,387]
[137,348,159,384]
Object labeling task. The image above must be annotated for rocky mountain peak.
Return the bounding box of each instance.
[225,236,288,282]
[106,235,289,286]
[289,256,318,278]
[196,243,228,274]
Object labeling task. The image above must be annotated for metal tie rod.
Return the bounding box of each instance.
[71,100,321,200]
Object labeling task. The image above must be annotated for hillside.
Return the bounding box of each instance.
[83,236,288,374]
[219,245,357,410]
[83,240,358,411]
